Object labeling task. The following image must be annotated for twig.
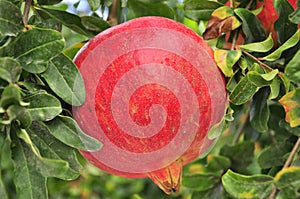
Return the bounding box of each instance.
[108,0,119,26]
[231,30,239,50]
[283,137,300,169]
[268,136,300,199]
[23,0,32,25]
[242,50,274,72]
[245,0,254,10]
[229,0,234,7]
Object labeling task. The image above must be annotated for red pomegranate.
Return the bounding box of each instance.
[72,16,227,194]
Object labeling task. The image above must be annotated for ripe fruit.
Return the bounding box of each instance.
[72,16,227,194]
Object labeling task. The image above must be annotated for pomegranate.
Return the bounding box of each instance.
[72,16,227,194]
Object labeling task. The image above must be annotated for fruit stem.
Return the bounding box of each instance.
[108,0,119,26]
[23,0,32,25]
[268,136,300,199]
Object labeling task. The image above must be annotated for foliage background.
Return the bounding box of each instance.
[0,0,300,199]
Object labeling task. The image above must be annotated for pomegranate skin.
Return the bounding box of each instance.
[72,16,227,192]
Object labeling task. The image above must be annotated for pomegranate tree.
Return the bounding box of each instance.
[72,17,227,194]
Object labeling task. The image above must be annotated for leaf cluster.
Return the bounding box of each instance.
[0,0,103,198]
[181,0,300,198]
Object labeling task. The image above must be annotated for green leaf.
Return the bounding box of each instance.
[208,118,225,139]
[274,0,298,44]
[0,28,65,73]
[280,73,291,93]
[247,69,278,87]
[126,0,175,20]
[222,170,273,199]
[229,76,258,105]
[0,57,22,83]
[29,122,81,180]
[279,120,300,136]
[279,88,300,127]
[44,115,102,151]
[0,84,25,109]
[289,7,300,24]
[63,41,86,59]
[257,141,294,169]
[234,8,266,43]
[261,69,279,81]
[206,155,231,172]
[220,141,254,173]
[0,0,23,37]
[81,16,111,33]
[24,92,62,121]
[191,184,223,199]
[285,49,300,84]
[7,105,32,129]
[260,29,300,61]
[37,0,62,5]
[274,167,300,199]
[87,0,101,11]
[240,33,274,52]
[269,76,280,99]
[0,132,9,199]
[247,71,272,87]
[36,7,93,37]
[247,69,279,88]
[250,87,270,133]
[182,173,219,191]
[214,49,242,77]
[183,0,222,21]
[15,128,69,178]
[11,132,48,199]
[41,53,85,106]
[0,169,8,199]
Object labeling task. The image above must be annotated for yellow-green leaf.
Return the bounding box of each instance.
[285,49,300,84]
[222,170,273,199]
[214,49,242,77]
[260,29,300,61]
[240,34,274,52]
[274,167,300,199]
[279,88,300,127]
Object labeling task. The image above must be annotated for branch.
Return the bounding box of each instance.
[241,50,281,76]
[23,0,32,25]
[108,0,119,26]
[231,30,239,50]
[229,0,234,7]
[268,136,300,199]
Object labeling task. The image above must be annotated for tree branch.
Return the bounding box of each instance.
[23,0,32,26]
[108,0,119,26]
[242,50,276,72]
[268,136,300,199]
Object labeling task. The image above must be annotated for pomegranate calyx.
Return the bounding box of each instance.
[147,159,182,194]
